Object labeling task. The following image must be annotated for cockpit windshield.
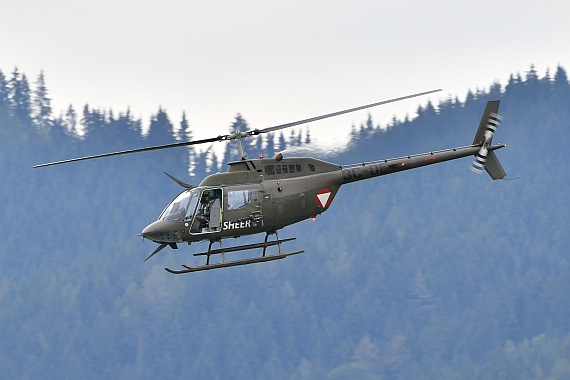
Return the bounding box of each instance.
[159,189,200,221]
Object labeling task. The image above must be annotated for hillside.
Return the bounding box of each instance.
[0,65,569,379]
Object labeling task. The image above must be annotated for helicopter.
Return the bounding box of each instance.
[34,90,508,274]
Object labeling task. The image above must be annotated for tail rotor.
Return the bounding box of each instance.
[470,111,502,173]
[469,100,506,179]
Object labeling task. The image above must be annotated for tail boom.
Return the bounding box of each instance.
[339,144,505,185]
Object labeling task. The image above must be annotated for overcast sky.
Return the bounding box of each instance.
[2,0,569,153]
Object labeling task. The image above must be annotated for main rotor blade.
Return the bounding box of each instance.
[257,89,442,134]
[34,88,440,168]
[33,135,224,168]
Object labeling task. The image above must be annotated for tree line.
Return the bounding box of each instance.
[0,64,569,379]
[0,67,313,175]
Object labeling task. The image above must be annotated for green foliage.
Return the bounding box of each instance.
[0,65,569,379]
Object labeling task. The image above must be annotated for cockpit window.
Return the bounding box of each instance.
[159,189,200,221]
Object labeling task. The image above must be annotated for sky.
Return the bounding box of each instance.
[2,0,569,156]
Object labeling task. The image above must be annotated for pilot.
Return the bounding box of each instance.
[199,190,216,215]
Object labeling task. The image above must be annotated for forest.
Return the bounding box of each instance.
[0,65,569,379]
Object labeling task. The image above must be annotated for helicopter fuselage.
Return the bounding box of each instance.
[141,157,342,245]
[141,142,503,247]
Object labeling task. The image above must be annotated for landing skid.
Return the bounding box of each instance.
[165,231,304,274]
[165,251,303,274]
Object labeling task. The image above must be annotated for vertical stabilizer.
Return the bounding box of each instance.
[470,100,507,180]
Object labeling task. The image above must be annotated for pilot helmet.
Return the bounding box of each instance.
[202,189,215,198]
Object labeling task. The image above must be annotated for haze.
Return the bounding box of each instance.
[1,0,568,147]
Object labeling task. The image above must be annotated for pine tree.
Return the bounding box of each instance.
[553,65,570,100]
[383,335,411,380]
[489,81,502,97]
[351,335,380,375]
[253,135,263,158]
[180,112,197,175]
[0,69,8,108]
[409,269,436,317]
[104,108,142,150]
[277,131,286,152]
[179,111,190,142]
[554,65,569,86]
[146,106,174,143]
[417,100,436,121]
[229,113,247,132]
[64,104,77,134]
[9,68,32,126]
[223,114,248,163]
[32,71,53,130]
[365,114,374,132]
[81,105,107,138]
[265,132,275,157]
[210,151,220,173]
[524,64,541,101]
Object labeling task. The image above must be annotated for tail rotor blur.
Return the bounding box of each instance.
[470,111,502,174]
[469,100,507,180]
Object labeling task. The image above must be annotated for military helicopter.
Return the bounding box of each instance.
[34,90,508,274]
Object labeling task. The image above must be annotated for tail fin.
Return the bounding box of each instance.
[470,100,507,180]
[472,100,501,145]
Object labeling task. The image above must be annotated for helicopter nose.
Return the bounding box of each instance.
[141,221,181,243]
[141,221,163,241]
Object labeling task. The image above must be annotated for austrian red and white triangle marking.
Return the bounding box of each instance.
[316,188,332,208]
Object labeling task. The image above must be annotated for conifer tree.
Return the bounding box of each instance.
[210,151,220,173]
[365,114,374,132]
[554,65,569,86]
[180,111,191,141]
[9,68,32,126]
[229,113,247,132]
[64,104,77,134]
[553,65,570,100]
[253,135,263,157]
[277,131,286,152]
[265,132,275,157]
[223,114,248,163]
[146,106,174,144]
[81,105,107,138]
[180,112,197,175]
[351,335,380,375]
[305,128,311,145]
[32,71,53,130]
[0,69,8,108]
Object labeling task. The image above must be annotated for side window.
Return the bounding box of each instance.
[265,165,275,175]
[276,165,282,175]
[289,164,295,173]
[227,188,259,210]
[308,164,315,172]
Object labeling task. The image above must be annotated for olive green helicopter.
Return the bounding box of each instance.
[34,90,508,274]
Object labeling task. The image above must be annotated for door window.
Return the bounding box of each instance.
[227,188,259,210]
